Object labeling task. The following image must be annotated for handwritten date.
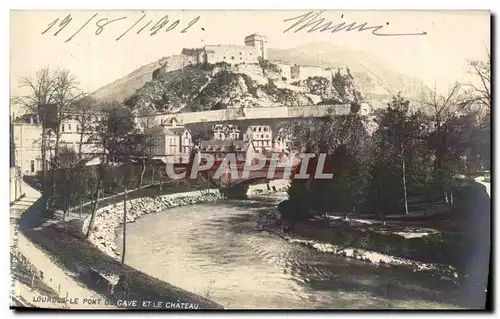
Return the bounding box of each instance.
[41,12,201,43]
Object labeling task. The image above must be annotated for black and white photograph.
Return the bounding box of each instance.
[9,9,491,310]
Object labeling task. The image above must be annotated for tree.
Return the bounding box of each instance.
[49,70,84,206]
[72,95,99,160]
[191,126,213,143]
[118,158,134,266]
[467,53,491,111]
[136,108,159,188]
[85,103,138,239]
[377,94,413,214]
[13,68,56,206]
[419,83,472,203]
[285,113,372,218]
[51,147,80,222]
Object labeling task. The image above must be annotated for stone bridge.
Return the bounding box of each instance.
[196,162,296,198]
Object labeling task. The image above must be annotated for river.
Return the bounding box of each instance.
[116,194,463,309]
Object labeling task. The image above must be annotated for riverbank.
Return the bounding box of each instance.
[10,183,116,309]
[16,181,224,310]
[81,180,289,260]
[264,178,489,285]
[81,189,223,259]
[247,180,289,196]
[257,210,459,282]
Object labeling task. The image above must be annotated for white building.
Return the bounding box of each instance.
[212,124,241,140]
[12,113,102,176]
[273,128,292,152]
[244,125,273,150]
[274,61,292,80]
[290,65,332,81]
[203,34,267,65]
[145,117,193,163]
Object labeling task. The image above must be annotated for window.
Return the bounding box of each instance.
[62,124,65,132]
[231,56,235,60]
[261,134,264,138]
[76,125,80,132]
[68,124,72,131]
[30,160,35,173]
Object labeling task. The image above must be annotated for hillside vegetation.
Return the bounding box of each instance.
[124,60,364,113]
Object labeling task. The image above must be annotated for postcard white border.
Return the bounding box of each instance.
[3,1,497,318]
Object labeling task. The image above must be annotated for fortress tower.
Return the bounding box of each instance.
[244,34,267,60]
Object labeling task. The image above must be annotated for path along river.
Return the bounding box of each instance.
[116,194,463,309]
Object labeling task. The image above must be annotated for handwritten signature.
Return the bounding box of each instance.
[283,11,427,37]
[41,12,201,43]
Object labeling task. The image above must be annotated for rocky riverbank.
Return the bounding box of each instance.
[256,210,459,284]
[247,180,289,196]
[82,189,223,259]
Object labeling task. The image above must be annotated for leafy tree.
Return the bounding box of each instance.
[285,113,372,217]
[376,94,414,214]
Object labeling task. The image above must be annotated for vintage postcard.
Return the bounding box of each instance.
[9,10,491,310]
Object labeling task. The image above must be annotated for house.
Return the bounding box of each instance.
[143,117,193,164]
[198,139,248,162]
[212,124,241,140]
[244,125,272,150]
[11,111,103,176]
[273,128,292,153]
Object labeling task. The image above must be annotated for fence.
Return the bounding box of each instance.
[10,167,23,204]
[10,247,70,309]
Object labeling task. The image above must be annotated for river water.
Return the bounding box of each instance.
[116,194,463,309]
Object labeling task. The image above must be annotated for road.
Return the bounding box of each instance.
[10,182,116,309]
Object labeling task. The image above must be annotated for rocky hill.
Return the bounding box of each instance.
[267,42,427,108]
[123,60,364,113]
[92,43,427,111]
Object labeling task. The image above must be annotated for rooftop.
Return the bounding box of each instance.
[200,139,248,152]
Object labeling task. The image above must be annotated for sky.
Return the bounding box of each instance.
[10,10,490,100]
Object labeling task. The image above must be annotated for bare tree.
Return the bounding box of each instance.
[69,95,100,217]
[419,83,471,203]
[85,103,137,239]
[50,70,84,204]
[12,68,56,206]
[136,109,158,188]
[467,52,491,111]
[72,95,99,160]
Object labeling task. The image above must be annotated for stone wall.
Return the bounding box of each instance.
[148,104,350,126]
[81,189,223,258]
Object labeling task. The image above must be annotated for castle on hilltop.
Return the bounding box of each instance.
[164,34,354,84]
[179,34,268,66]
